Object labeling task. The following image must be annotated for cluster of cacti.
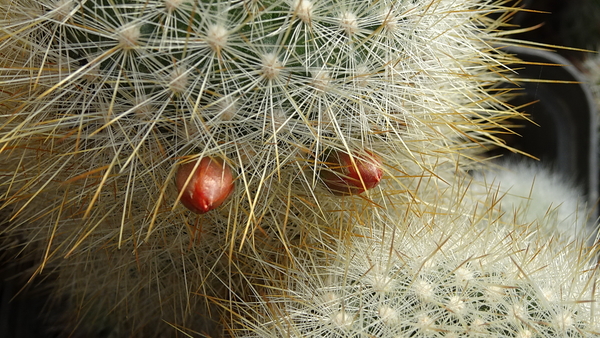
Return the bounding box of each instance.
[0,0,598,337]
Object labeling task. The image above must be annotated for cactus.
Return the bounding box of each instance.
[227,182,600,337]
[471,160,593,242]
[1,0,597,337]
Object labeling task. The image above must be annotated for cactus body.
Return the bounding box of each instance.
[232,199,600,338]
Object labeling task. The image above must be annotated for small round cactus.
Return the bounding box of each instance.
[226,184,600,338]
[471,161,592,242]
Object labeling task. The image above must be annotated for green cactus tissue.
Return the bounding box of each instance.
[1,0,597,337]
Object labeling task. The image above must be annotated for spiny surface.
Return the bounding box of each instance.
[0,0,521,336]
[226,178,600,338]
[0,0,517,246]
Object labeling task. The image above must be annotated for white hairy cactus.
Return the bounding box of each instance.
[227,180,599,338]
[471,161,592,242]
[2,0,588,337]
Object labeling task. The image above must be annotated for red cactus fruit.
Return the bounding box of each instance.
[176,157,235,214]
[320,150,383,195]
